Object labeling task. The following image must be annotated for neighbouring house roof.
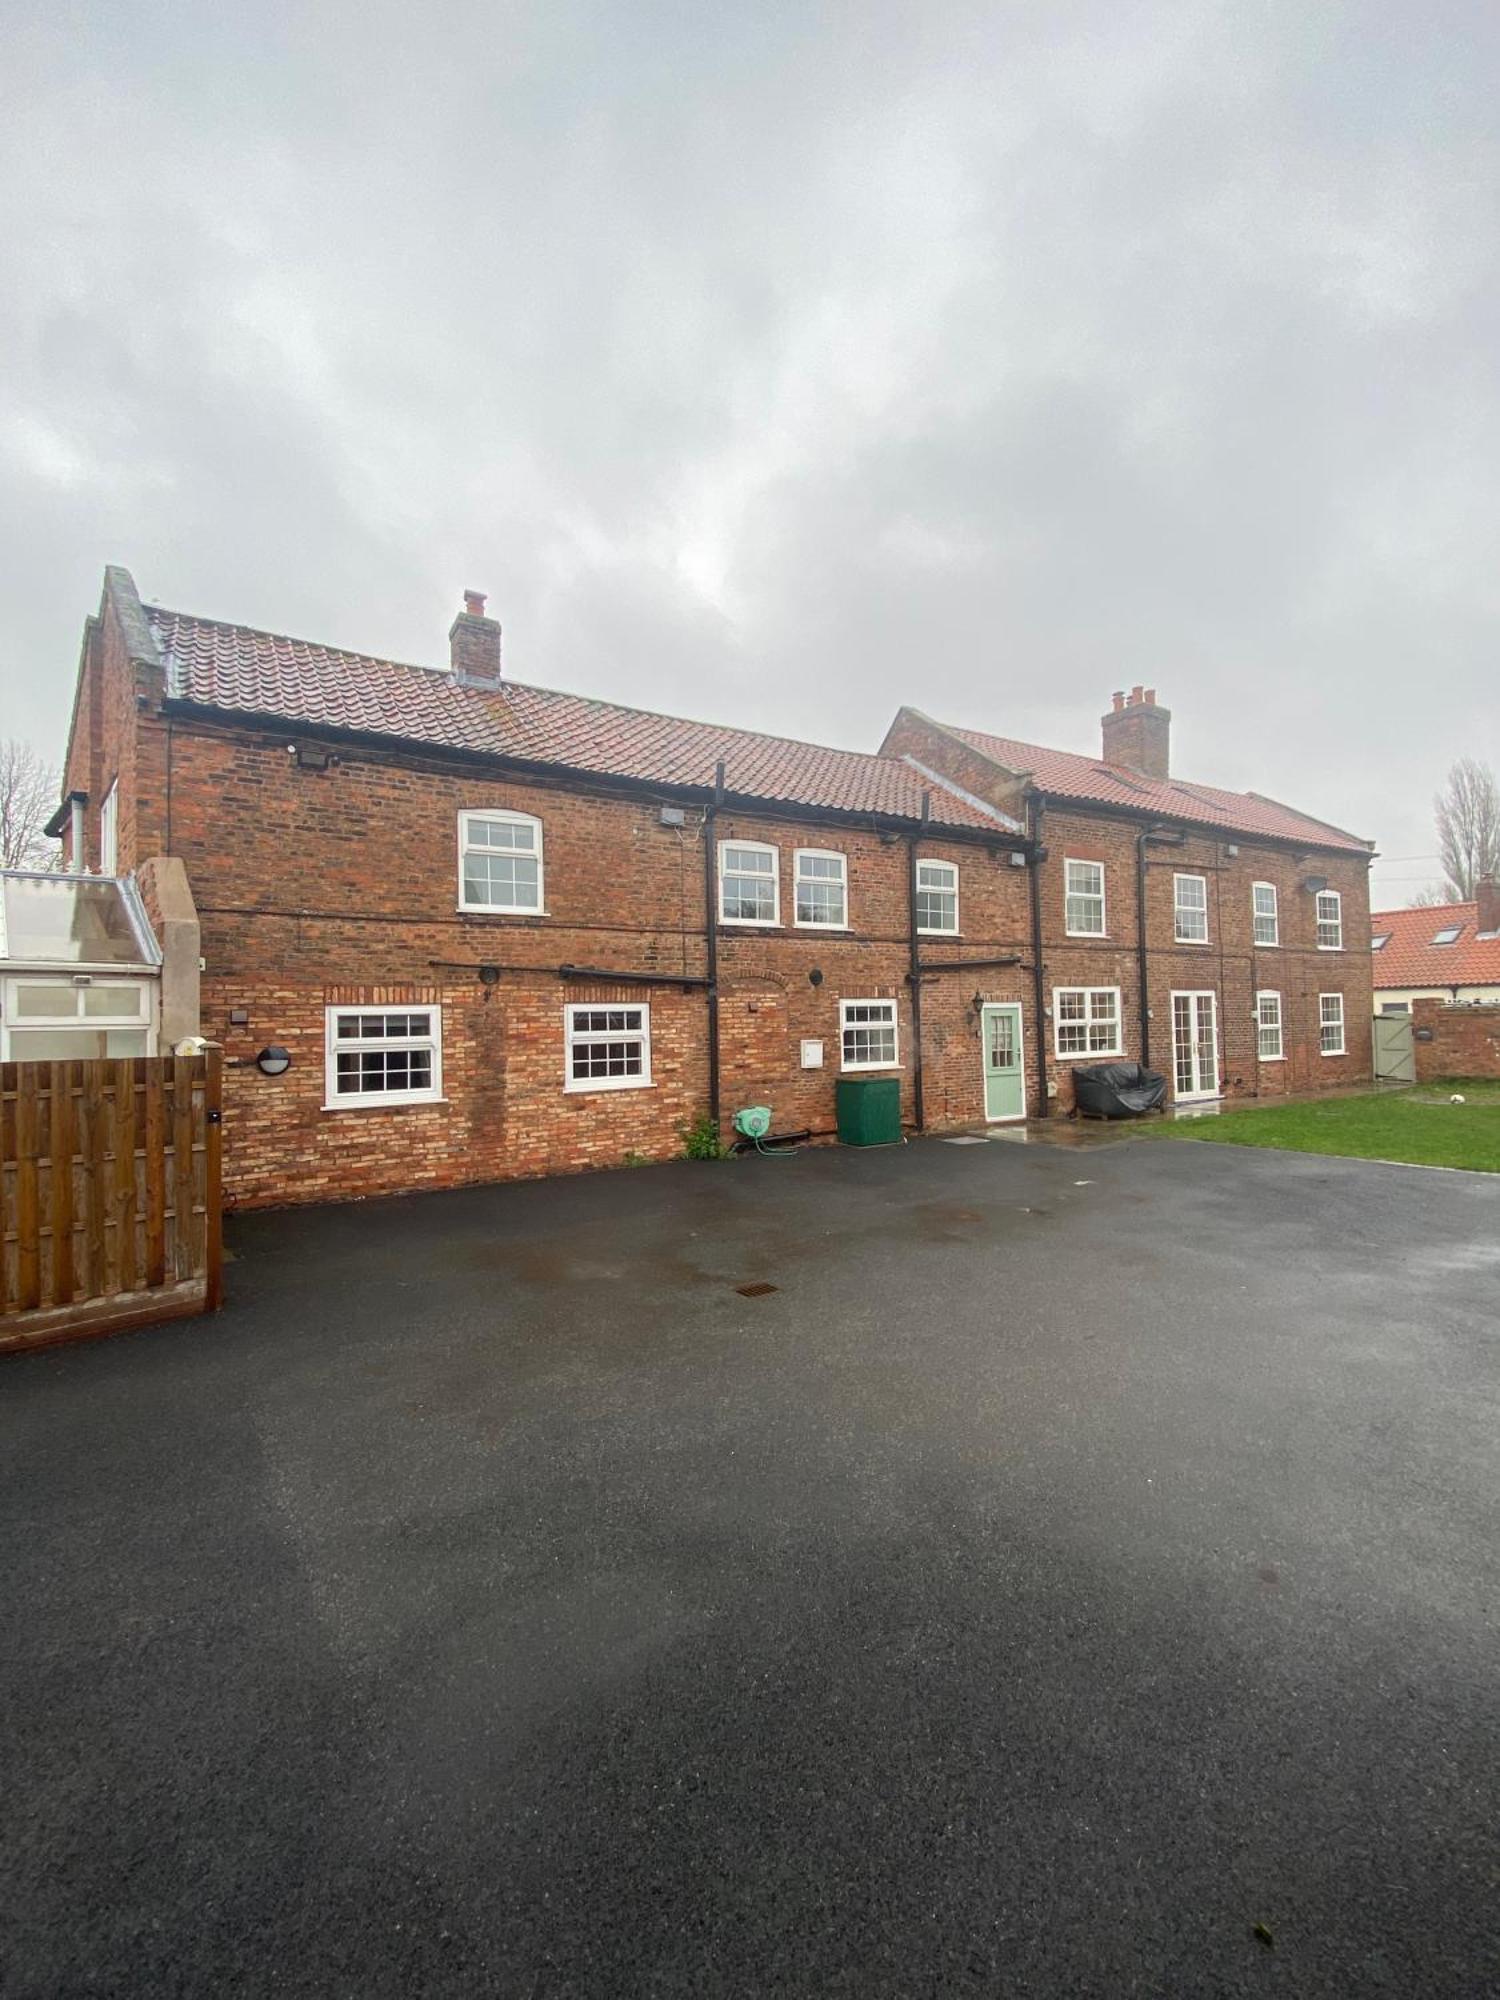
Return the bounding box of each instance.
[142,605,1021,835]
[0,872,159,969]
[934,719,1372,854]
[1370,903,1500,989]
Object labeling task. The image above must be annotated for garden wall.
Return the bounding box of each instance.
[1411,998,1500,1081]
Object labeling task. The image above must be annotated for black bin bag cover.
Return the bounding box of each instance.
[1072,1062,1168,1118]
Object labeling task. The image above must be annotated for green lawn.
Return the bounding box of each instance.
[1139,1080,1500,1173]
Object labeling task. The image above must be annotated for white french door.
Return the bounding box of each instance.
[1170,990,1220,1101]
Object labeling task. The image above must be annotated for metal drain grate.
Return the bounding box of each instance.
[735,1282,778,1297]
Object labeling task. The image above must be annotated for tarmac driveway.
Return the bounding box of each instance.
[4,1137,1498,1996]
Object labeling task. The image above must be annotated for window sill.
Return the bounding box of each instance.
[1053,1050,1124,1063]
[916,931,961,941]
[1173,938,1212,947]
[563,1078,656,1094]
[457,907,550,919]
[840,1064,902,1075]
[719,918,782,930]
[1258,1054,1286,1063]
[793,922,850,933]
[1320,1050,1347,1059]
[1317,946,1344,953]
[322,1097,450,1113]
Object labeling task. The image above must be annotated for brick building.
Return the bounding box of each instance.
[882,694,1374,1109]
[42,570,1374,1208]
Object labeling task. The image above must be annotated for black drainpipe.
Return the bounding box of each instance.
[1136,827,1153,1072]
[1027,792,1048,1117]
[704,759,724,1133]
[908,794,929,1132]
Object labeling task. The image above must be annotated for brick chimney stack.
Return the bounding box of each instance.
[450,589,501,687]
[1101,684,1171,779]
[1476,877,1500,933]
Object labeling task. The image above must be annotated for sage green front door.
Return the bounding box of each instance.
[981,1003,1025,1122]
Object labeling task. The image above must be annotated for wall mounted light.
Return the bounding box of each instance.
[972,992,985,1015]
[1303,875,1329,895]
[478,964,501,986]
[255,1045,292,1077]
[808,968,824,987]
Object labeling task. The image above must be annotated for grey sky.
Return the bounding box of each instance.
[3,2,1496,904]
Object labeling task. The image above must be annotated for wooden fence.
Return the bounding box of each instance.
[1,1052,222,1355]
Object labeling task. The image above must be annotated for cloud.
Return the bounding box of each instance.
[1,0,1496,902]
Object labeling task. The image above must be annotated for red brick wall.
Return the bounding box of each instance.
[60,580,169,876]
[161,719,1036,1206]
[1411,999,1500,1081]
[1035,807,1372,1107]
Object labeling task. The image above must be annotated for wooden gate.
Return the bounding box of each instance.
[1,1053,222,1355]
[1374,1012,1415,1084]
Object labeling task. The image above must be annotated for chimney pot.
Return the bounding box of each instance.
[1130,684,1145,705]
[464,589,487,618]
[1144,688,1156,706]
[1112,691,1125,712]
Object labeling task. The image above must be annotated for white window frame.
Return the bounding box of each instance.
[1052,985,1123,1059]
[839,998,900,1072]
[564,1003,653,1093]
[1256,989,1284,1061]
[718,839,780,927]
[1316,889,1343,950]
[458,809,545,915]
[1319,992,1346,1056]
[99,780,118,876]
[1173,872,1209,944]
[0,974,154,1060]
[324,1004,444,1109]
[792,848,848,930]
[914,858,959,936]
[1252,881,1279,947]
[1064,858,1106,937]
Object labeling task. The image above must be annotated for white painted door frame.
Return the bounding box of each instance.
[1170,989,1220,1102]
[980,1001,1026,1122]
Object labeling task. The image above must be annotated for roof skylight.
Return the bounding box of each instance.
[1432,925,1463,945]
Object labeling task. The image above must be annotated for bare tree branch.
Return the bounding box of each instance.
[0,739,62,871]
[1434,757,1500,901]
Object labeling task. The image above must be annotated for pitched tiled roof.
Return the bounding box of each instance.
[1370,903,1500,989]
[943,721,1371,853]
[144,606,1017,834]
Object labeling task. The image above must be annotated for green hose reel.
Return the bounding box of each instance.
[732,1105,773,1141]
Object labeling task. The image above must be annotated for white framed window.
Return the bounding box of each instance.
[1319,992,1345,1056]
[719,840,779,925]
[1174,873,1209,944]
[99,780,118,875]
[914,858,958,935]
[840,998,900,1071]
[1064,858,1106,936]
[1316,890,1343,950]
[1252,882,1279,946]
[1053,986,1123,1057]
[459,810,543,914]
[1256,990,1284,1061]
[793,849,848,929]
[565,1004,653,1091]
[325,1006,443,1108]
[0,975,153,1060]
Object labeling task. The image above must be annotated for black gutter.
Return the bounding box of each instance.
[705,760,724,1134]
[911,955,1024,976]
[1026,794,1048,1118]
[1027,786,1371,862]
[158,698,1036,851]
[42,789,87,840]
[428,960,708,988]
[908,794,929,1132]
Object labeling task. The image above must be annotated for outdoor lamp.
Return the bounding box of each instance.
[1303,875,1329,894]
[255,1045,292,1077]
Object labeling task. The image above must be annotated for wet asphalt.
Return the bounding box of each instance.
[3,1135,1498,1997]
